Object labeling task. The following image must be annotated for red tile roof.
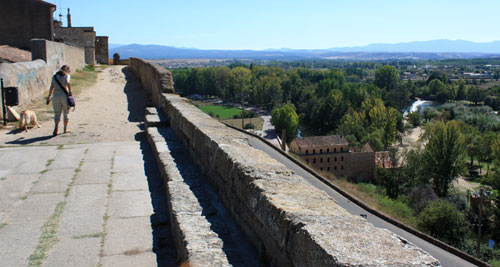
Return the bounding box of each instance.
[293,135,348,148]
[0,46,32,63]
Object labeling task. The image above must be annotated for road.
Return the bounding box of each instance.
[247,135,476,267]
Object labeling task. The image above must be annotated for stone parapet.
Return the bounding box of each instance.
[161,93,439,266]
[129,58,174,107]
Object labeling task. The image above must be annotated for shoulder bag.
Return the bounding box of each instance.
[53,75,76,107]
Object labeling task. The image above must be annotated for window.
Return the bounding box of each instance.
[341,147,344,152]
[320,149,323,154]
[327,148,329,153]
[341,165,344,170]
[313,149,316,154]
[313,158,316,164]
[306,150,308,154]
[334,166,337,170]
[327,167,330,171]
[334,157,337,162]
[320,167,323,171]
[320,158,323,163]
[327,158,330,163]
[306,159,309,164]
[341,156,344,161]
[334,148,337,153]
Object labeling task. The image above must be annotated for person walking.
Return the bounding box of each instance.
[46,65,73,136]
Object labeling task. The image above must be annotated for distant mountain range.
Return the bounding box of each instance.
[109,40,500,61]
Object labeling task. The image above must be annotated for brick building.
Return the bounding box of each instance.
[0,0,56,50]
[290,135,376,180]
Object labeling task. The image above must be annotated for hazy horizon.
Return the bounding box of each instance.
[46,0,500,50]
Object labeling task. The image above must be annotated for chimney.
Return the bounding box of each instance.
[67,8,72,28]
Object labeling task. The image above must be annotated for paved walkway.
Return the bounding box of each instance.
[0,66,176,266]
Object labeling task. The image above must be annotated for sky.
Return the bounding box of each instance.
[45,0,500,50]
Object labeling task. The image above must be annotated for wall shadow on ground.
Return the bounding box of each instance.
[122,66,178,266]
[136,131,179,267]
[122,67,148,124]
[155,126,264,267]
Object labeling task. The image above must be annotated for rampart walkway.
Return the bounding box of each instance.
[0,66,177,266]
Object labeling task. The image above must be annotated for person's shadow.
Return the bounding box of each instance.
[6,134,54,145]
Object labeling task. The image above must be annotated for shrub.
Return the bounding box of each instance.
[243,123,255,129]
[417,199,468,246]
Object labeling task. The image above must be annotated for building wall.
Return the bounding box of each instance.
[95,36,109,64]
[302,152,349,177]
[0,39,84,109]
[0,0,55,50]
[31,39,85,74]
[290,140,374,179]
[348,152,376,180]
[54,27,96,65]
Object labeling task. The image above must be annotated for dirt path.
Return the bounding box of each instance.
[0,66,146,146]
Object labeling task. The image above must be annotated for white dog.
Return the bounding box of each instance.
[19,110,41,132]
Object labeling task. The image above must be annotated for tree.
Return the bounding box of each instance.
[422,120,466,197]
[422,107,437,122]
[229,67,252,101]
[456,79,467,101]
[479,132,497,176]
[310,90,346,134]
[374,65,399,91]
[408,110,421,127]
[467,133,482,172]
[426,71,449,84]
[271,104,299,143]
[467,87,485,105]
[417,199,468,246]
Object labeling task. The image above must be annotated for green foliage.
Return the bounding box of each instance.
[440,103,500,132]
[271,104,299,143]
[426,71,449,84]
[422,120,466,197]
[374,65,399,91]
[243,123,255,129]
[417,199,468,246]
[468,87,486,105]
[408,110,421,127]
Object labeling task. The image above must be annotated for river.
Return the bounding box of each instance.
[403,99,442,116]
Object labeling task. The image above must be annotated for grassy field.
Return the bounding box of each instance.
[197,105,243,119]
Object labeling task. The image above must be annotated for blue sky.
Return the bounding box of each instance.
[45,0,500,50]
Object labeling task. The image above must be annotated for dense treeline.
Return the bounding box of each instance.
[172,64,408,150]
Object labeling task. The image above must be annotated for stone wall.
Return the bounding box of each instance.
[0,0,55,50]
[0,40,85,108]
[31,39,85,74]
[129,58,174,106]
[95,36,109,64]
[54,27,96,65]
[0,59,50,107]
[348,151,376,180]
[129,58,439,266]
